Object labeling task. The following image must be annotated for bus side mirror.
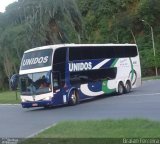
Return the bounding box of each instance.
[46,70,52,84]
[10,74,19,91]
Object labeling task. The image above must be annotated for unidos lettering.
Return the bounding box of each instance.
[22,56,49,67]
[69,62,92,72]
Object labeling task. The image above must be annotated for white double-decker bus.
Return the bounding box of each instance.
[10,44,141,108]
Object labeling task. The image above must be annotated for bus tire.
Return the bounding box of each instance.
[125,81,131,93]
[68,90,79,106]
[117,82,124,95]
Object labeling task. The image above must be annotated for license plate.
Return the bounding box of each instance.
[32,103,38,107]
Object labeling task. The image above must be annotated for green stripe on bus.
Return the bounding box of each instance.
[102,59,118,93]
[102,80,116,93]
[129,58,134,81]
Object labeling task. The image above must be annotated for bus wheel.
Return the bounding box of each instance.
[125,81,131,93]
[117,82,124,95]
[69,90,78,106]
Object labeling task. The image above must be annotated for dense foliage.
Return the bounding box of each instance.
[0,0,160,90]
[77,0,160,75]
[0,0,83,90]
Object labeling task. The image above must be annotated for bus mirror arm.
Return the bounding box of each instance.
[10,74,19,91]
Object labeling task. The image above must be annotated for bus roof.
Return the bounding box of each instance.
[24,43,137,53]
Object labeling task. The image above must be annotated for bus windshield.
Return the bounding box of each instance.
[20,71,52,96]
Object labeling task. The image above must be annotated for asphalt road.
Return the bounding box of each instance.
[0,80,160,138]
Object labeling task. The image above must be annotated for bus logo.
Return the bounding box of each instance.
[22,56,49,66]
[69,62,92,72]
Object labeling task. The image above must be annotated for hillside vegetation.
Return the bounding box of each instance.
[0,0,160,90]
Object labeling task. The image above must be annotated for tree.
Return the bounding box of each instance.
[4,0,83,45]
[0,0,83,90]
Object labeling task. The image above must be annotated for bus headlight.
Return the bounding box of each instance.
[44,96,52,101]
[21,98,27,102]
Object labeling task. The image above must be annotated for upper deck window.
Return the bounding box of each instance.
[20,49,53,70]
[69,46,138,61]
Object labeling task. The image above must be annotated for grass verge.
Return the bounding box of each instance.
[0,91,20,104]
[36,119,160,138]
[21,119,160,144]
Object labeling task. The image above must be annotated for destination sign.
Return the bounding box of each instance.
[20,49,53,70]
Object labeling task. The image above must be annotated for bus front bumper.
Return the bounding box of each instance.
[21,100,53,108]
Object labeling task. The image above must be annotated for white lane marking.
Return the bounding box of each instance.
[27,123,57,138]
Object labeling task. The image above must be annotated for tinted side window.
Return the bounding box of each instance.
[53,48,67,81]
[69,47,94,60]
[69,46,137,61]
[113,46,137,57]
[70,68,117,85]
[53,48,67,64]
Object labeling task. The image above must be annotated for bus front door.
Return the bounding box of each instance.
[52,72,66,105]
